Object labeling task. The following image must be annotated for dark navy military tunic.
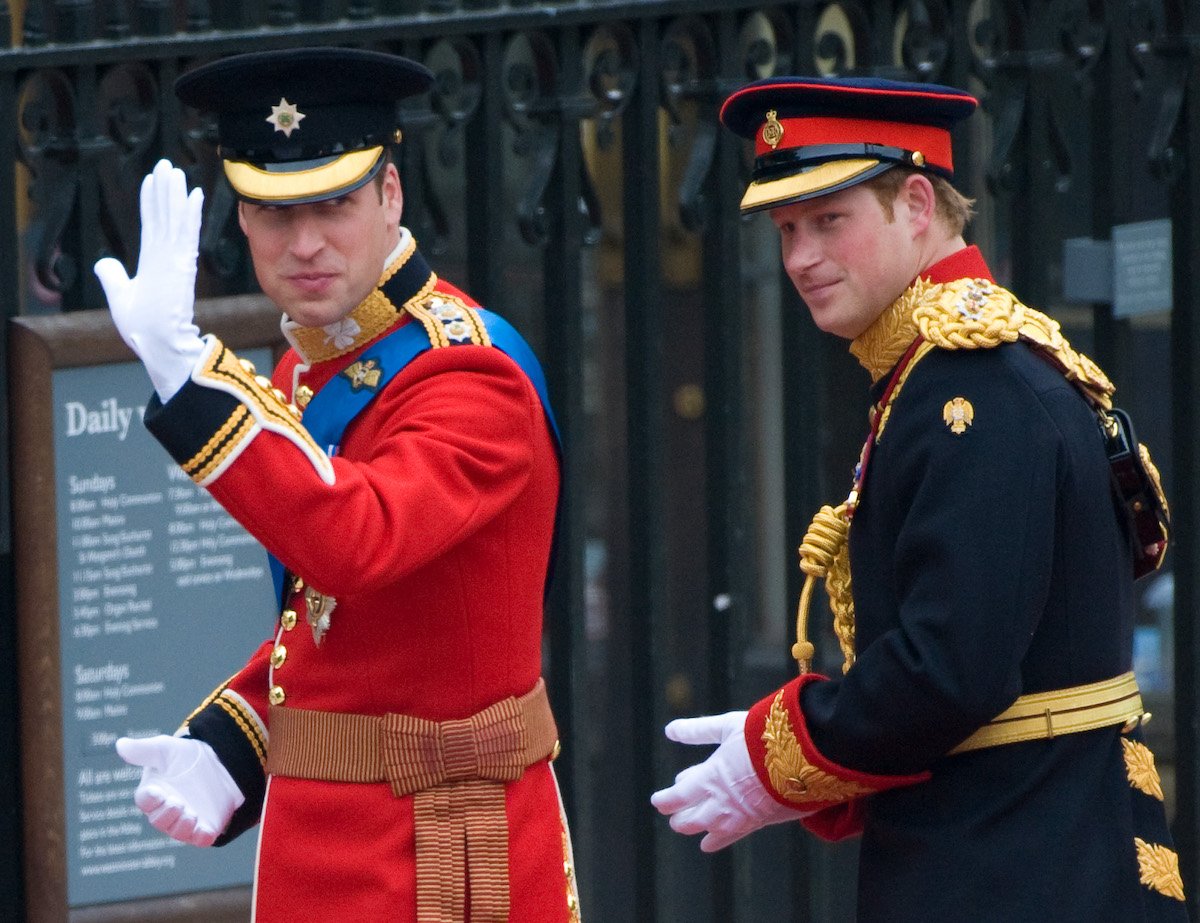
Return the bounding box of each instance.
[801,338,1186,921]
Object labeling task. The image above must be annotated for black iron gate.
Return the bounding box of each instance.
[2,2,1199,920]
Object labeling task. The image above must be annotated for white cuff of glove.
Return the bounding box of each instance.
[116,734,244,848]
[651,710,810,852]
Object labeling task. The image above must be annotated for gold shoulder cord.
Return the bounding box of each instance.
[791,277,1163,676]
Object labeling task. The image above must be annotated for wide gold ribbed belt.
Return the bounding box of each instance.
[267,679,559,923]
[950,671,1143,755]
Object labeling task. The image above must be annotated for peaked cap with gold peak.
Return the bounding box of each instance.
[719,75,978,214]
[175,46,433,205]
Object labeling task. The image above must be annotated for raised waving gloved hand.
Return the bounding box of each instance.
[94,159,206,403]
[651,710,809,852]
[116,734,244,847]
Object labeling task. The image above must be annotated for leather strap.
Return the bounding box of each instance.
[950,671,1143,754]
[267,679,559,922]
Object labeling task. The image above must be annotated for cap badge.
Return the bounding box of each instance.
[266,97,306,137]
[942,397,974,435]
[762,109,784,150]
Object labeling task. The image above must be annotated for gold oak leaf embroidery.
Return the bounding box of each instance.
[762,691,873,804]
[1123,738,1164,801]
[1135,838,1186,901]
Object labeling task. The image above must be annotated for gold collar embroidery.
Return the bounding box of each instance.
[284,237,420,365]
[849,286,922,383]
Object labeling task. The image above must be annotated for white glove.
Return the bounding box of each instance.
[116,734,244,847]
[94,158,206,402]
[651,710,808,852]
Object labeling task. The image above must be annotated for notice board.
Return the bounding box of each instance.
[11,297,284,923]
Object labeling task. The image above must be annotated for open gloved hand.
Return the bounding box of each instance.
[651,710,809,852]
[94,158,206,402]
[116,734,244,847]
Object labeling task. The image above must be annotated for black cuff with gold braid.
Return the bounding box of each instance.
[145,336,332,487]
[186,696,268,847]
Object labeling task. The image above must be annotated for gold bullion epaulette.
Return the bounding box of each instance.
[404,293,492,349]
[907,276,1115,410]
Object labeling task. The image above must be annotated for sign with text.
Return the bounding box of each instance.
[53,358,273,907]
[1113,218,1173,318]
[11,298,283,923]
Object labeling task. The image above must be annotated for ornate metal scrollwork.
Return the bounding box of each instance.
[1130,0,1191,183]
[17,69,84,307]
[814,2,869,75]
[94,61,159,274]
[579,23,638,246]
[969,0,1109,195]
[501,31,561,246]
[893,0,952,78]
[739,9,793,82]
[661,16,718,233]
[422,36,483,253]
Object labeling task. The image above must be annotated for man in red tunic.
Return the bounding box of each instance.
[652,76,1182,922]
[95,47,579,922]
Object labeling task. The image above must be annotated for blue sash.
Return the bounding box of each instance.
[269,309,561,606]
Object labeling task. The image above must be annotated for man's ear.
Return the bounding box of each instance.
[236,200,248,236]
[381,162,403,225]
[898,172,936,237]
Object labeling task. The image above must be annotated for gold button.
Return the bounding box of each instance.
[911,150,926,167]
[295,385,314,409]
[270,645,287,668]
[280,609,297,631]
[292,576,305,593]
[269,685,286,705]
[238,358,257,375]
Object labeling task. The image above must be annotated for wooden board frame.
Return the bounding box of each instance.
[10,296,281,923]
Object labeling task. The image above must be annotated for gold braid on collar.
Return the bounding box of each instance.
[287,245,420,365]
[851,276,1115,408]
[849,290,921,383]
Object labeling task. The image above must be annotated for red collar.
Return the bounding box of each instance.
[919,245,993,285]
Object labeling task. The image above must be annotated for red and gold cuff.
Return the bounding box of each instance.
[744,674,929,811]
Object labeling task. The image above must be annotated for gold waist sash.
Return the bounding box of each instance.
[950,671,1143,755]
[267,679,559,923]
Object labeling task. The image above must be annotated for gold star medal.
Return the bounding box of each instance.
[266,98,306,137]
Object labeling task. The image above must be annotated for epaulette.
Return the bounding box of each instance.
[404,292,493,349]
[907,277,1114,410]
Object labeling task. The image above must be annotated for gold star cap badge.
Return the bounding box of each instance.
[266,97,306,137]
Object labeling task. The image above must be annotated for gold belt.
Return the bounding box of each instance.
[267,679,559,923]
[950,671,1144,755]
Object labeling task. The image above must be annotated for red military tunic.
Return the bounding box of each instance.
[145,234,578,921]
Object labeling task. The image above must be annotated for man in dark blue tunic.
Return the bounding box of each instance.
[652,76,1184,922]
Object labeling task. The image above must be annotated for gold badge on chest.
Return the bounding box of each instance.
[305,586,336,646]
[942,396,974,434]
